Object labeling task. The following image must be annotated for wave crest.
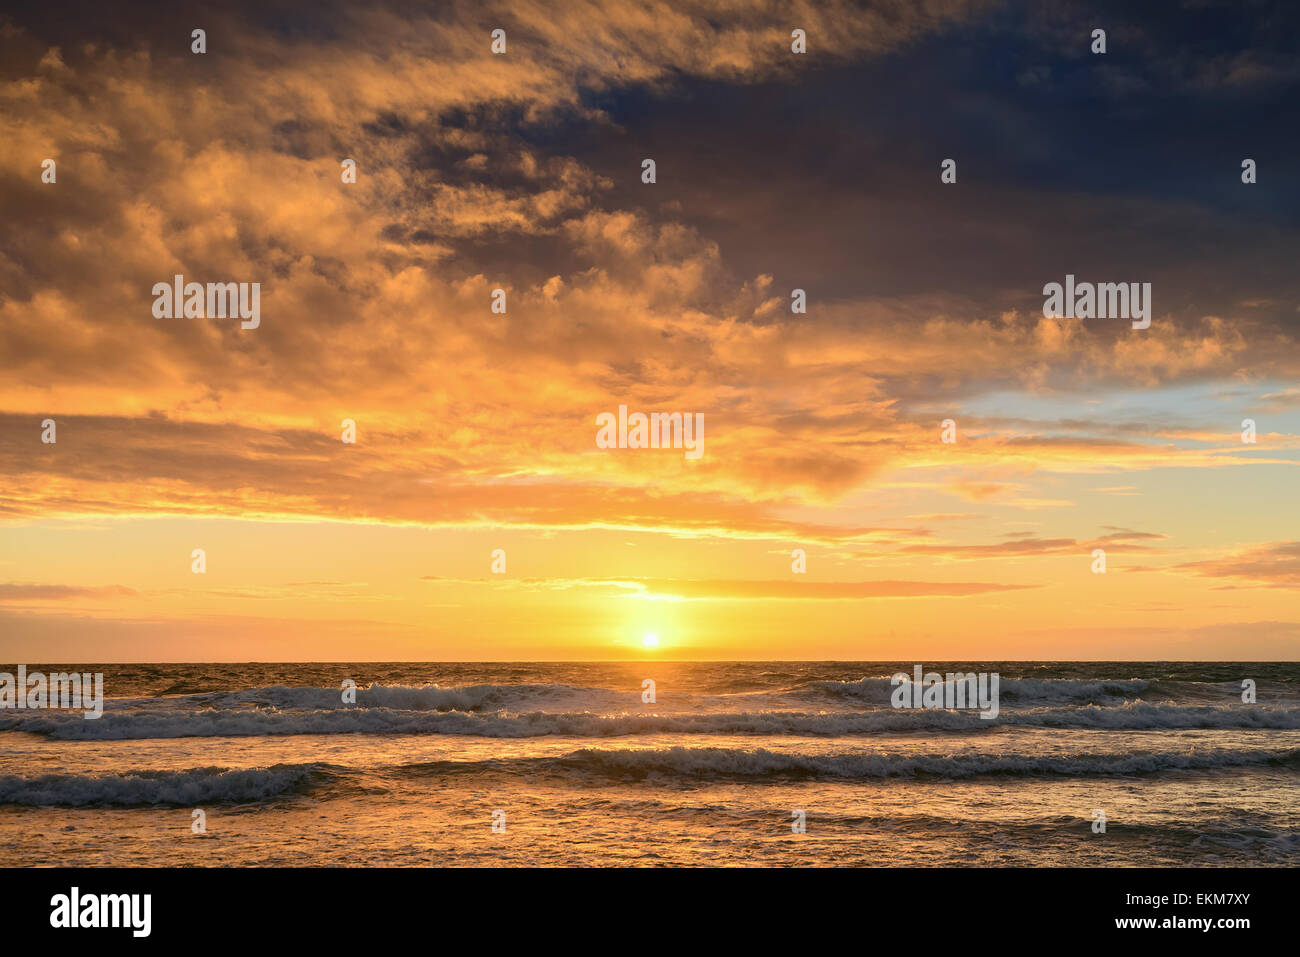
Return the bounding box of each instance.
[5,701,1297,740]
[0,763,321,806]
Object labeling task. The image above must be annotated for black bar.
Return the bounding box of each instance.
[4,866,1280,942]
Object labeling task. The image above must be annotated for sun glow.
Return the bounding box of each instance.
[641,633,660,649]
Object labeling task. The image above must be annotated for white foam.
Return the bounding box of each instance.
[6,701,1296,740]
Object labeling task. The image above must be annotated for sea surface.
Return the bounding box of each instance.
[1,661,1297,867]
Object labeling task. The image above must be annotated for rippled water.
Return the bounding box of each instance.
[2,661,1296,866]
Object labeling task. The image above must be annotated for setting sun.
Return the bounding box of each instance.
[641,634,660,649]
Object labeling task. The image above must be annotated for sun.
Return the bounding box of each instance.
[641,633,660,649]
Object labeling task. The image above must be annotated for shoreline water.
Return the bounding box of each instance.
[3,661,1296,867]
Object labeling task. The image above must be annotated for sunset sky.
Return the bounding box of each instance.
[2,0,1298,661]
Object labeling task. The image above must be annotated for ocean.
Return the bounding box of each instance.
[2,661,1297,867]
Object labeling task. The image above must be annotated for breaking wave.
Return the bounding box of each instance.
[4,700,1299,740]
[0,764,322,807]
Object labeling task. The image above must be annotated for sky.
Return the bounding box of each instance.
[1,0,1298,661]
